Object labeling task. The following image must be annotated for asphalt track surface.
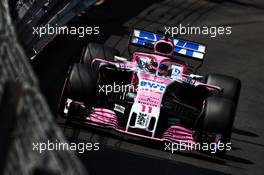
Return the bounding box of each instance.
[32,0,264,175]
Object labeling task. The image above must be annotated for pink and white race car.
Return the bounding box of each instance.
[59,29,241,154]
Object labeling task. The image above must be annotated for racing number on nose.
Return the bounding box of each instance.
[141,104,152,113]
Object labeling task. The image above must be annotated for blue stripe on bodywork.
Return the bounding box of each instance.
[132,30,205,59]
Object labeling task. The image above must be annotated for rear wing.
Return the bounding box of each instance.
[129,29,206,60]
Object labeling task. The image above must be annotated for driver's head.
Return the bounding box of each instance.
[146,59,158,73]
[158,61,171,76]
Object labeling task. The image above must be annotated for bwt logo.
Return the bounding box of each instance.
[140,80,166,92]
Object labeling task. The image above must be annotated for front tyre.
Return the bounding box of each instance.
[198,96,235,155]
[205,73,241,109]
[58,63,97,117]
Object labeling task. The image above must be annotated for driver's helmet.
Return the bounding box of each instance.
[146,58,158,73]
[137,56,158,73]
[158,61,171,76]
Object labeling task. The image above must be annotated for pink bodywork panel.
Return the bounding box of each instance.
[86,108,195,144]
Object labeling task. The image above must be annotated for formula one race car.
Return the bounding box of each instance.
[59,29,241,154]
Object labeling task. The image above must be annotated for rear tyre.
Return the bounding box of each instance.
[205,73,241,109]
[81,42,120,65]
[198,96,235,155]
[58,63,97,117]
